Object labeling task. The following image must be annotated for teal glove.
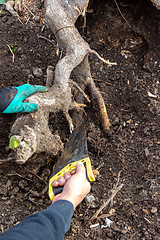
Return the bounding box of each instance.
[2,84,47,114]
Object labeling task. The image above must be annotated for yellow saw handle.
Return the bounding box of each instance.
[48,157,95,201]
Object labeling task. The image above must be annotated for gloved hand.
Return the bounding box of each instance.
[0,84,47,114]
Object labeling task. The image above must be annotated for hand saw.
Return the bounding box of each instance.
[48,121,95,201]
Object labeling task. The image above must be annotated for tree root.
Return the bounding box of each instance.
[9,0,116,163]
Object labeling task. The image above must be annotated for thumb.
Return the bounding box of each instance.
[19,103,39,113]
[76,162,86,175]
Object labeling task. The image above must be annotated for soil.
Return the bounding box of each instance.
[0,0,160,239]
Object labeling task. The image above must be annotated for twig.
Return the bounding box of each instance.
[7,45,15,63]
[113,0,131,28]
[96,210,116,224]
[37,34,54,45]
[91,183,124,219]
[30,183,48,197]
[110,170,122,207]
[7,173,32,182]
[0,157,15,163]
[114,170,122,189]
[16,14,24,26]
[89,49,117,65]
[22,166,47,184]
[83,200,94,219]
[94,79,112,85]
[96,162,104,171]
[24,186,35,198]
[23,4,35,17]
[25,16,30,25]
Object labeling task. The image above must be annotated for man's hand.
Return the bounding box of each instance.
[1,84,47,114]
[52,162,91,209]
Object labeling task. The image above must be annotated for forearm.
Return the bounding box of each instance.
[0,200,74,240]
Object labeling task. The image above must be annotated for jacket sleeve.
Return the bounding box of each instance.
[0,87,17,112]
[0,200,74,240]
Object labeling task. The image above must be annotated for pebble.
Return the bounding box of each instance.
[33,68,43,78]
[151,207,157,214]
[85,194,96,208]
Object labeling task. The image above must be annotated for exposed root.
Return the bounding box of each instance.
[113,0,131,28]
[89,49,117,65]
[9,0,116,163]
[64,110,74,133]
[87,77,110,131]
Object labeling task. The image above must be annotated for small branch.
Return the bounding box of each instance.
[114,170,122,189]
[110,170,122,207]
[83,200,93,219]
[96,162,104,171]
[7,44,15,63]
[91,183,124,219]
[22,166,47,184]
[23,4,35,18]
[37,34,54,45]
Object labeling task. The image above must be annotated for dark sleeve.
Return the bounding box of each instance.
[0,200,74,240]
[0,87,17,112]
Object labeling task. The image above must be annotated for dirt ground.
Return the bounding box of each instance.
[0,0,160,239]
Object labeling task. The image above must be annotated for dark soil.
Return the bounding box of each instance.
[0,0,160,239]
